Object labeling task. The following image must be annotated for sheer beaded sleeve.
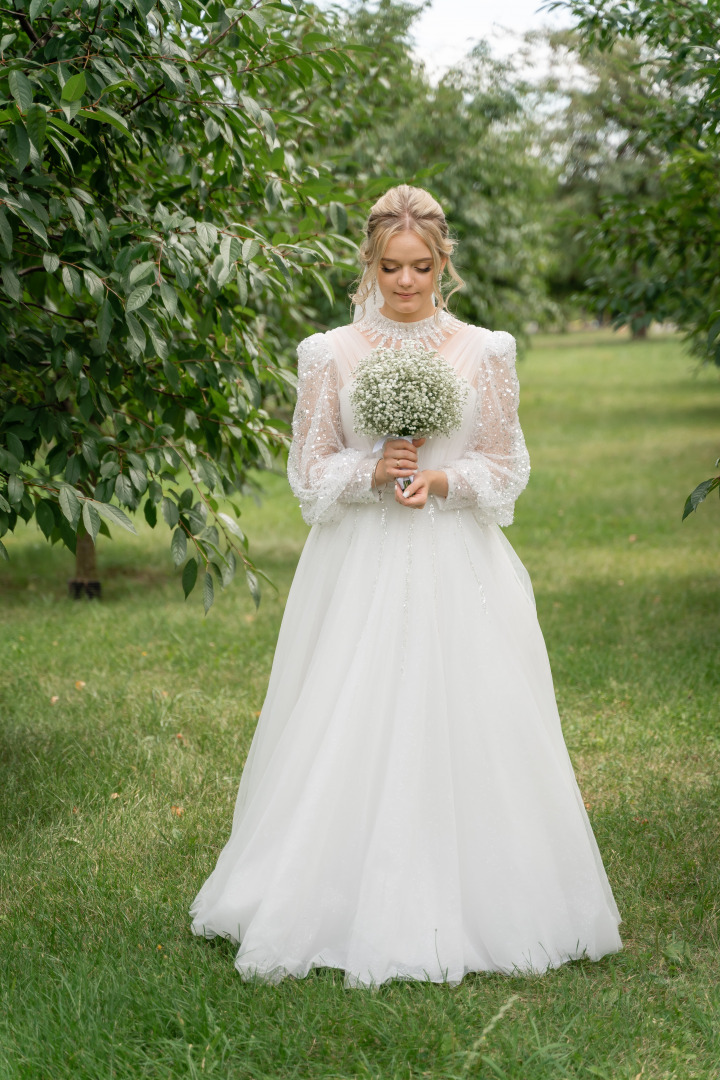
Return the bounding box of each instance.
[437,330,530,525]
[287,333,379,526]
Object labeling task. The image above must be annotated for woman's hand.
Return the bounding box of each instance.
[374,438,425,487]
[395,469,449,509]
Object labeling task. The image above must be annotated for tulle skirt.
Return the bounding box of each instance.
[190,498,622,986]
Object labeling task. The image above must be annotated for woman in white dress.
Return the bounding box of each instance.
[190,185,622,987]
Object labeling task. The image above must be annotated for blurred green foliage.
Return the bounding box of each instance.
[548,0,720,361]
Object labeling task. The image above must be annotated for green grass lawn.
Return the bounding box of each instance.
[1,331,719,1079]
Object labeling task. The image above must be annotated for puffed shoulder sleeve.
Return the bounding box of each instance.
[436,330,530,525]
[287,333,380,526]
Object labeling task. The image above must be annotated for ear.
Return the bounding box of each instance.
[439,257,448,275]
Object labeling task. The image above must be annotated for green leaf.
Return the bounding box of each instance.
[9,70,33,113]
[47,115,92,147]
[0,492,10,513]
[203,570,214,614]
[218,511,245,541]
[1,264,21,302]
[246,569,261,609]
[0,34,18,57]
[77,106,130,136]
[16,208,47,246]
[144,498,157,528]
[82,500,101,543]
[43,252,59,273]
[25,104,46,150]
[83,269,103,301]
[196,222,218,252]
[129,466,147,495]
[81,437,99,469]
[8,122,30,171]
[35,498,56,538]
[97,299,113,348]
[182,557,198,598]
[62,265,81,297]
[114,473,134,505]
[329,201,348,234]
[29,0,48,19]
[220,548,236,587]
[682,476,719,520]
[161,497,179,528]
[7,474,23,506]
[171,526,187,566]
[126,284,152,312]
[159,281,177,318]
[0,539,7,562]
[125,312,146,350]
[91,500,137,534]
[58,485,81,529]
[129,260,155,286]
[162,358,181,392]
[0,209,12,257]
[61,72,87,103]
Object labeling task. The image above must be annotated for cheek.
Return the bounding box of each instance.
[376,274,393,298]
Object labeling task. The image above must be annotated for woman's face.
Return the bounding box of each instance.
[376,230,446,322]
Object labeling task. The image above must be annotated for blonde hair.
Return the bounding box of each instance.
[350,185,464,318]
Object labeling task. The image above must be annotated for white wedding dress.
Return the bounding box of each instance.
[189,309,622,986]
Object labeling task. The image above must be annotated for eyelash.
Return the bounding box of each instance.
[380,267,432,274]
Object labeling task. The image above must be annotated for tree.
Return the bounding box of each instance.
[292,2,558,341]
[547,0,720,359]
[0,0,360,608]
[537,30,666,333]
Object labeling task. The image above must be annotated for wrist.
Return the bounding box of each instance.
[372,458,388,489]
[427,469,448,498]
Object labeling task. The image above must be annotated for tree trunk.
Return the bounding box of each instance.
[68,533,101,599]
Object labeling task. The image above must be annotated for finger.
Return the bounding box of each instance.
[401,478,423,499]
[412,438,426,447]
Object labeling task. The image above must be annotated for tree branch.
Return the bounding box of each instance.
[8,7,39,43]
[26,21,57,58]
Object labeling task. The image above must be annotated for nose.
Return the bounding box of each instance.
[397,266,413,288]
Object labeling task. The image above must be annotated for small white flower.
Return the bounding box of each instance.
[350,344,468,439]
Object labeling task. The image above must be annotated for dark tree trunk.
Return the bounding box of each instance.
[68,533,101,599]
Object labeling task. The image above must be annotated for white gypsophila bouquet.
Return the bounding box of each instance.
[350,343,469,491]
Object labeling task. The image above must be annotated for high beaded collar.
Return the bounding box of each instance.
[355,308,465,350]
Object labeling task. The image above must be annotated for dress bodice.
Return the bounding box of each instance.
[287,314,530,528]
[328,316,486,473]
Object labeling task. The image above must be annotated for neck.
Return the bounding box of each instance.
[378,304,436,324]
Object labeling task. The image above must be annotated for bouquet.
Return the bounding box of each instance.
[350,343,468,490]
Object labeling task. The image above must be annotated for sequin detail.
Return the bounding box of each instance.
[287,333,380,526]
[437,331,531,526]
[287,326,530,529]
[455,510,487,612]
[400,513,415,678]
[355,308,465,350]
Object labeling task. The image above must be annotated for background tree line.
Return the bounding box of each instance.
[1,0,717,607]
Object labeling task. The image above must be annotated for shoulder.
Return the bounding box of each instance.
[481,328,517,369]
[296,331,335,375]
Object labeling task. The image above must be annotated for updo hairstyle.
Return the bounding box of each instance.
[351,185,464,318]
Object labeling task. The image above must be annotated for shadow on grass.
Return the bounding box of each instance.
[0,542,300,609]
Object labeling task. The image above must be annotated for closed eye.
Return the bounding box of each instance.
[380,266,432,273]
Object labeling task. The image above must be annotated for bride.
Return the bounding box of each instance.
[190,184,622,986]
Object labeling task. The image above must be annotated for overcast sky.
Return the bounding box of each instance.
[411,0,572,74]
